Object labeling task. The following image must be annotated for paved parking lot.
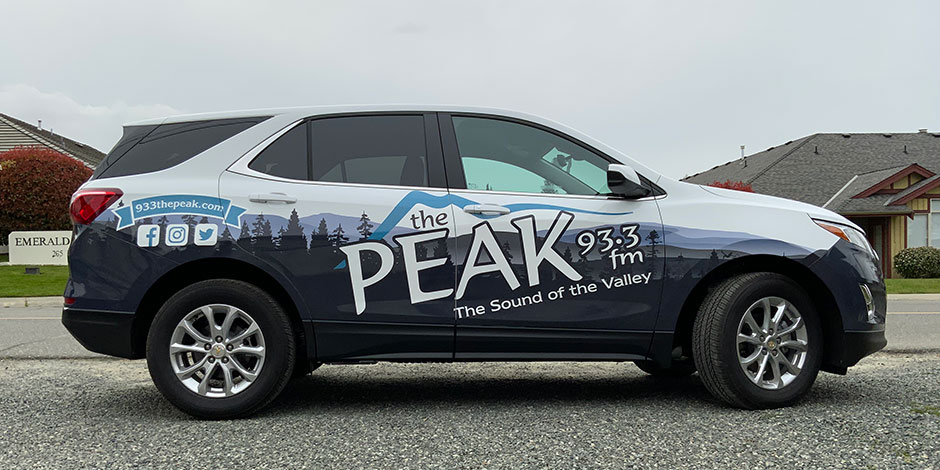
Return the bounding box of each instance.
[0,297,938,469]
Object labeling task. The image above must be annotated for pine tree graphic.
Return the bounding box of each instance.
[329,224,349,248]
[220,225,234,242]
[357,212,374,240]
[279,209,307,251]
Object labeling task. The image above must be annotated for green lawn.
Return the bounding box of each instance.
[0,265,69,297]
[885,278,940,294]
[0,253,8,263]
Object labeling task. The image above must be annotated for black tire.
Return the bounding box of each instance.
[692,272,822,409]
[634,359,696,377]
[146,279,296,419]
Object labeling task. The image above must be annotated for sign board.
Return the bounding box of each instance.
[8,231,72,265]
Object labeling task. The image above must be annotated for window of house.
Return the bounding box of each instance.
[452,116,612,195]
[932,206,940,247]
[907,207,940,248]
[908,213,928,248]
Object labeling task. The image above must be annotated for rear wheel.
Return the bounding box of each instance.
[146,279,296,419]
[693,272,822,409]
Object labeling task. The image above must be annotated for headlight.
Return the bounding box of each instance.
[814,219,878,259]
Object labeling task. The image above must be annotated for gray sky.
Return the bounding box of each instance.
[2,1,938,179]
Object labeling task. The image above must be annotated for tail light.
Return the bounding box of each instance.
[69,188,123,225]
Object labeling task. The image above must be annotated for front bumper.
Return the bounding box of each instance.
[62,308,141,359]
[841,328,887,367]
[821,326,887,374]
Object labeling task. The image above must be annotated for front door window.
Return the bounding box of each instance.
[452,116,612,195]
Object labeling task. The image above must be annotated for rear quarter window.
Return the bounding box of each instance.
[94,117,269,179]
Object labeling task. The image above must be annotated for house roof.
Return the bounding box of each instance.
[684,132,940,214]
[0,113,106,167]
[887,174,940,206]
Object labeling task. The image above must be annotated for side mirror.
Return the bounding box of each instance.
[607,164,652,198]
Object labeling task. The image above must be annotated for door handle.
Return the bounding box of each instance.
[463,204,510,215]
[249,192,297,204]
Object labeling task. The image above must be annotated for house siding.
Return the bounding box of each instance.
[911,198,929,212]
[889,215,907,278]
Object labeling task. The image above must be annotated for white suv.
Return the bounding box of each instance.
[63,106,886,418]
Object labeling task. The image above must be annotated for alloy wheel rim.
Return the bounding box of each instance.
[169,304,266,398]
[736,296,808,390]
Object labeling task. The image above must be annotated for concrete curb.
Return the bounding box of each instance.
[887,293,940,301]
[1,296,63,308]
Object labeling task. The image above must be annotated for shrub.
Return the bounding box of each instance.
[894,246,940,279]
[0,146,93,241]
[709,180,754,192]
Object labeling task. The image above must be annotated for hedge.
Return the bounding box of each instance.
[894,246,940,279]
[0,146,93,241]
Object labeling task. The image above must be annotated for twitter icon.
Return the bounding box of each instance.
[194,223,218,246]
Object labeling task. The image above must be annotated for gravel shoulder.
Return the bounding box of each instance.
[0,352,937,469]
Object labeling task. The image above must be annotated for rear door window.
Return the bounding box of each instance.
[96,117,268,178]
[311,115,428,187]
[247,123,308,180]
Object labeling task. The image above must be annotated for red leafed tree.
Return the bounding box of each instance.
[709,180,754,192]
[0,146,93,241]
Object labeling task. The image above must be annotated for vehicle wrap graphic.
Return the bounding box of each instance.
[98,189,821,323]
[112,194,247,230]
[334,191,634,268]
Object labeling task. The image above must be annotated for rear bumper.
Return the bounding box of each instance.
[62,308,141,359]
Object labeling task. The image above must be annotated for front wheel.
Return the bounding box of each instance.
[146,279,296,419]
[693,272,822,409]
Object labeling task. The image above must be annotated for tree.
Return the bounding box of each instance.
[181,214,200,243]
[0,146,92,240]
[250,214,274,250]
[646,230,660,257]
[415,242,428,261]
[220,225,234,242]
[329,224,349,248]
[709,180,754,192]
[540,179,560,194]
[309,217,330,252]
[502,241,513,263]
[237,220,252,251]
[577,249,593,280]
[279,209,307,251]
[357,212,374,240]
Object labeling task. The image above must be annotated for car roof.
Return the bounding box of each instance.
[129,105,565,126]
[126,105,665,183]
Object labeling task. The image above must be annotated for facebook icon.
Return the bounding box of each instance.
[136,224,160,248]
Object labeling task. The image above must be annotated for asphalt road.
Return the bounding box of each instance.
[0,297,938,468]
